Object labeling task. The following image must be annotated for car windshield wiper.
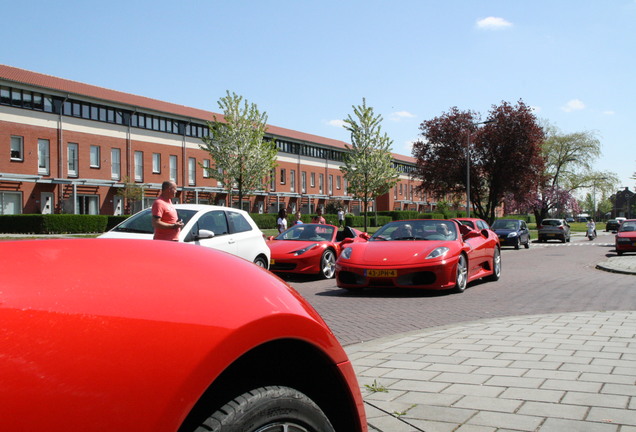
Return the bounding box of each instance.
[394,236,421,240]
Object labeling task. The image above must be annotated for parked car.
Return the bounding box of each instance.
[267,224,366,279]
[100,204,270,268]
[615,219,636,255]
[491,219,531,249]
[0,239,367,432]
[606,219,621,232]
[336,219,501,293]
[456,217,492,231]
[538,218,571,243]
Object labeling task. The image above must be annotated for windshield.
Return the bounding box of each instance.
[371,220,457,241]
[541,219,562,227]
[619,221,636,232]
[275,224,335,241]
[492,220,519,230]
[112,208,197,233]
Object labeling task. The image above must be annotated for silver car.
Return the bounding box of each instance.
[538,218,571,243]
[100,204,270,267]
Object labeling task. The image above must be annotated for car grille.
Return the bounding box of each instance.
[270,263,297,271]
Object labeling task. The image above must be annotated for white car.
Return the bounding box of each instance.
[100,204,270,268]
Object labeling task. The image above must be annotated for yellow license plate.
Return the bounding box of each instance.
[366,269,397,277]
[270,259,276,264]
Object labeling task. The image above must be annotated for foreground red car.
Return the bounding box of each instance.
[336,219,501,293]
[0,239,366,432]
[615,219,636,255]
[267,224,365,278]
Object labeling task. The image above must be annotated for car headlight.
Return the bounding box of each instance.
[507,232,519,238]
[293,243,319,256]
[341,247,353,259]
[426,247,450,259]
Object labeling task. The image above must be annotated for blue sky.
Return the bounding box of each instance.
[2,0,635,192]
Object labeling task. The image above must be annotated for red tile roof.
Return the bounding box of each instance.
[0,64,415,163]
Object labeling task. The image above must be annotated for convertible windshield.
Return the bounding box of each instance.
[112,208,197,233]
[371,220,457,241]
[275,224,335,241]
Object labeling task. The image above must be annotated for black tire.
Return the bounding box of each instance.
[524,238,530,249]
[253,256,268,268]
[319,249,336,279]
[486,248,501,282]
[191,386,335,432]
[514,238,520,250]
[453,254,468,293]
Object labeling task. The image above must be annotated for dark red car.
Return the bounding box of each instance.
[616,219,636,255]
[0,239,367,431]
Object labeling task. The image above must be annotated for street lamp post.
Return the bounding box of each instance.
[466,120,493,217]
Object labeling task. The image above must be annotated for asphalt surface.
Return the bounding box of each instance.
[343,244,636,431]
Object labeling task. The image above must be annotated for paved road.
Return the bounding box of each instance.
[287,232,636,346]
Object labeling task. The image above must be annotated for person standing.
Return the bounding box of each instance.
[277,208,288,233]
[337,208,345,227]
[151,181,184,241]
[312,208,326,224]
[294,211,304,225]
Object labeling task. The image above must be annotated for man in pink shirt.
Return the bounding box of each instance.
[151,181,184,241]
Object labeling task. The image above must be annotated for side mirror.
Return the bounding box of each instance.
[195,229,215,240]
[267,235,276,241]
[360,232,371,240]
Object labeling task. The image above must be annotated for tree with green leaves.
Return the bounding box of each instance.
[532,123,618,223]
[116,176,144,214]
[200,91,277,209]
[340,98,399,231]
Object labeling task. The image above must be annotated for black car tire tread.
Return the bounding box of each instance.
[193,386,335,432]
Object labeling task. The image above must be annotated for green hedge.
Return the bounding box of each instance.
[0,214,110,234]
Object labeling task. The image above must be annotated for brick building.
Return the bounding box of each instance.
[1,64,443,217]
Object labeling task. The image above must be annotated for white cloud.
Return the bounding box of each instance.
[326,119,346,128]
[476,17,513,30]
[561,99,586,112]
[389,111,417,122]
[530,105,542,114]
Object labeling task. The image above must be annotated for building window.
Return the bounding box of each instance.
[169,155,177,182]
[310,172,315,188]
[337,176,341,190]
[38,139,50,175]
[202,159,210,178]
[188,157,196,186]
[77,195,99,215]
[153,153,161,173]
[280,168,286,184]
[10,136,23,161]
[68,143,79,177]
[319,173,324,194]
[301,171,307,193]
[328,175,333,195]
[90,145,100,168]
[270,168,276,191]
[134,151,143,182]
[0,191,22,214]
[111,148,121,180]
[290,169,295,192]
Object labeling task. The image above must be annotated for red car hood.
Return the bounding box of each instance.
[617,231,636,240]
[268,239,326,256]
[351,240,456,265]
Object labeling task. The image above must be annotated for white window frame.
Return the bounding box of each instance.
[67,142,79,177]
[10,136,23,161]
[328,175,333,195]
[0,191,22,214]
[301,171,307,193]
[134,151,143,182]
[169,155,177,182]
[90,145,100,168]
[38,139,49,175]
[202,159,210,178]
[152,153,161,174]
[188,157,196,186]
[111,148,121,180]
[319,173,324,194]
[290,169,295,192]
